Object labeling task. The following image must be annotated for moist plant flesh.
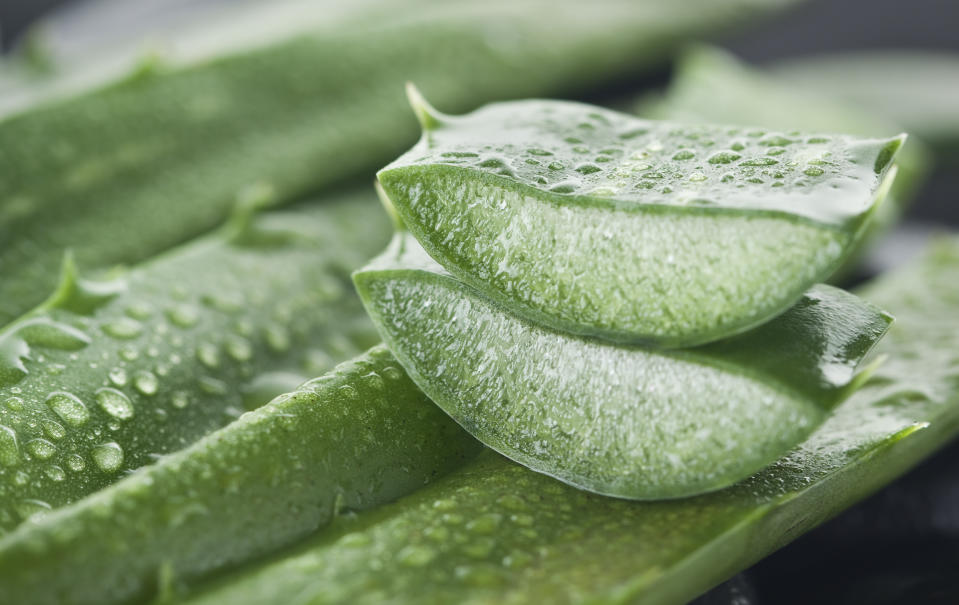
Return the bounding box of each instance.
[354,233,891,499]
[378,89,903,346]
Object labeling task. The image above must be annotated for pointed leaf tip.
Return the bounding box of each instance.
[874,133,907,174]
[405,83,445,131]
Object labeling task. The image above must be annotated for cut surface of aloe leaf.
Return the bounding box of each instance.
[354,234,891,499]
[0,346,481,605]
[0,190,390,532]
[0,0,798,325]
[183,236,959,605]
[378,93,902,346]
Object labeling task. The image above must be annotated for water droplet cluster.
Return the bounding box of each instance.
[0,198,390,529]
[397,100,893,225]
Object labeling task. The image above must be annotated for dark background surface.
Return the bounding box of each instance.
[2,1,958,604]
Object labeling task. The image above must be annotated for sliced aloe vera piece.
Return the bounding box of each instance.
[182,236,959,605]
[378,90,902,346]
[0,190,390,532]
[0,346,480,605]
[0,0,799,325]
[771,51,959,156]
[353,234,891,499]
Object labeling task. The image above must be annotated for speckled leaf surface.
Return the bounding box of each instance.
[378,92,902,346]
[183,236,959,605]
[0,191,391,532]
[353,234,891,499]
[0,346,480,605]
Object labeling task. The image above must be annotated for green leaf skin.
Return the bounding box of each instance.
[770,51,959,157]
[0,191,391,533]
[0,0,801,325]
[0,346,481,605]
[639,46,933,275]
[378,94,902,347]
[353,234,891,499]
[182,236,959,605]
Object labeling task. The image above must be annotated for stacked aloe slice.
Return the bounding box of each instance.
[356,86,905,499]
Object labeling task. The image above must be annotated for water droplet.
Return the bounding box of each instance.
[264,324,290,353]
[496,494,528,511]
[42,420,66,440]
[708,151,742,164]
[91,442,124,472]
[466,513,503,535]
[166,304,199,328]
[198,376,228,396]
[45,465,66,482]
[804,166,825,177]
[16,499,51,521]
[108,366,128,387]
[133,371,158,396]
[4,396,24,411]
[0,425,20,466]
[171,390,190,409]
[27,438,56,460]
[13,470,29,485]
[740,158,779,167]
[381,366,404,381]
[125,302,153,319]
[96,387,134,419]
[66,454,85,472]
[46,391,90,426]
[103,317,143,340]
[397,545,437,567]
[197,342,220,368]
[120,345,139,361]
[547,162,564,171]
[17,319,91,350]
[225,335,253,362]
[575,164,601,175]
[672,150,695,161]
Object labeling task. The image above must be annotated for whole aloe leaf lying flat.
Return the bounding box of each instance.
[0,346,480,605]
[354,233,891,499]
[0,0,799,325]
[0,191,390,532]
[378,89,903,346]
[182,236,959,605]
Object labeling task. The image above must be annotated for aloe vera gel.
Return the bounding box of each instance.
[361,90,900,498]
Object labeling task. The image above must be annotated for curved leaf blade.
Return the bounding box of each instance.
[378,95,901,346]
[353,234,891,499]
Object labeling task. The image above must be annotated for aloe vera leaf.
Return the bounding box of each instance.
[0,190,391,532]
[353,233,891,499]
[639,46,933,276]
[0,346,481,605]
[182,236,959,605]
[377,91,902,347]
[0,0,800,325]
[770,51,959,156]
